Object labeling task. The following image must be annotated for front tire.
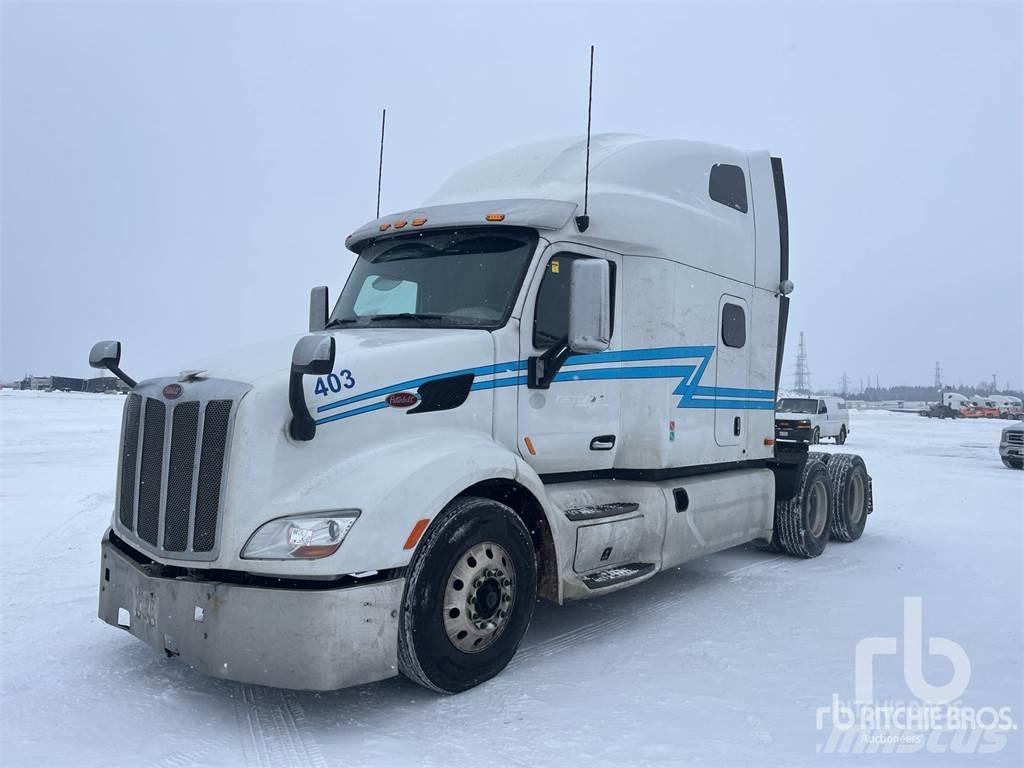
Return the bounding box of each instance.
[1003,457,1024,470]
[811,427,820,445]
[836,425,847,445]
[398,496,537,693]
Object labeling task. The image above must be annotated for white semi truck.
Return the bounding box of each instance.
[93,135,873,693]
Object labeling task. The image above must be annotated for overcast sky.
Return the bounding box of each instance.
[2,1,1021,391]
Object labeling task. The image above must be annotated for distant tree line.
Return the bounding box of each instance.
[821,384,1024,402]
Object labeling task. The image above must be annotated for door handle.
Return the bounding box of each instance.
[733,416,742,436]
[590,435,616,451]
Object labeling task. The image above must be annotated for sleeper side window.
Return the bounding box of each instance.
[533,254,615,349]
[709,164,748,213]
[721,302,746,348]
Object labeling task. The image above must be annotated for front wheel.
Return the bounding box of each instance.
[398,496,537,693]
[811,427,821,445]
[1003,457,1024,470]
[836,425,847,445]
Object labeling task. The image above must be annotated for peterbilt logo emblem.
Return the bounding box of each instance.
[163,383,183,400]
[386,392,418,408]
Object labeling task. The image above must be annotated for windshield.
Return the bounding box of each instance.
[777,398,818,414]
[329,227,538,329]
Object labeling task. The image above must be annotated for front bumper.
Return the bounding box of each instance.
[775,424,814,443]
[1000,441,1023,460]
[98,532,403,691]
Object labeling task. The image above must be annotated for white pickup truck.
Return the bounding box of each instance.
[93,135,873,693]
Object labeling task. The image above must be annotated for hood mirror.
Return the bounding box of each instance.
[88,340,137,388]
[288,334,336,441]
[309,286,329,332]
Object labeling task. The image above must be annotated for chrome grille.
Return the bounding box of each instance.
[114,377,249,560]
[1008,431,1024,446]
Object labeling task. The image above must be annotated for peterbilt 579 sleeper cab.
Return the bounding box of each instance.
[94,135,874,693]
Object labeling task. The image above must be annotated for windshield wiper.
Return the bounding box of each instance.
[366,313,445,328]
[324,317,362,330]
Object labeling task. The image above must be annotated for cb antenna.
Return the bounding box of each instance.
[576,45,595,233]
[376,108,387,218]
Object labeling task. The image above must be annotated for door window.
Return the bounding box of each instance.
[533,254,615,349]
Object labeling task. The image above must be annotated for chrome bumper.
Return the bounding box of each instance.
[98,532,403,691]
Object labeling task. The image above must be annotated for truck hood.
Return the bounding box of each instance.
[174,328,494,386]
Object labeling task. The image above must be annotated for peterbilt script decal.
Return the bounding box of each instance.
[312,346,775,427]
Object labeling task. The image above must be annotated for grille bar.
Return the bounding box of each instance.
[194,400,232,552]
[163,401,200,552]
[118,394,142,529]
[137,398,166,546]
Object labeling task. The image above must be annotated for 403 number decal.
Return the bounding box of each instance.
[314,370,356,396]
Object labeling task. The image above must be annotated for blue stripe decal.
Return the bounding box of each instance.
[317,360,525,414]
[316,401,389,425]
[315,344,776,424]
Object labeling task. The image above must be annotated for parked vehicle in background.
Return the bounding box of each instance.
[921,403,961,419]
[989,394,1023,419]
[943,392,970,413]
[963,397,1001,419]
[776,396,849,444]
[999,424,1024,469]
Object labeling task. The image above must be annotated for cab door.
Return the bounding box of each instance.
[517,246,622,475]
[715,293,751,447]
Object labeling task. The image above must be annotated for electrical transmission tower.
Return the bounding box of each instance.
[793,332,811,394]
[840,372,849,396]
[934,362,942,389]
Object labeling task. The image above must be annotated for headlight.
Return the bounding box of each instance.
[241,512,359,560]
[799,420,811,427]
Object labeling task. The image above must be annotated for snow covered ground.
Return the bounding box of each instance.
[1,390,1021,767]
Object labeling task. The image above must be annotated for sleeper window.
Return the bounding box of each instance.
[721,302,746,348]
[709,164,748,213]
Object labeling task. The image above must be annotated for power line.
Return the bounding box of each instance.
[792,332,811,394]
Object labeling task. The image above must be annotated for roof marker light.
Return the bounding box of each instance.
[394,219,407,229]
[485,213,506,222]
[379,223,390,232]
[412,217,427,226]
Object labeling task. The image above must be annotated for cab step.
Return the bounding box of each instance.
[581,562,656,590]
[564,502,640,522]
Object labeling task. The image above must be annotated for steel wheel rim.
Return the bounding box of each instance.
[848,471,865,525]
[442,541,515,654]
[807,479,828,537]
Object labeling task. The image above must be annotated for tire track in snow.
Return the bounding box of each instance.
[513,554,792,666]
[234,685,328,768]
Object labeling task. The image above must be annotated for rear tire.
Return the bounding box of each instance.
[773,457,833,558]
[398,496,537,693]
[827,454,870,541]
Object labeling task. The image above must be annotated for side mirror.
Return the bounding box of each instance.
[568,259,611,354]
[88,340,137,388]
[89,340,121,369]
[527,258,612,389]
[309,286,329,332]
[288,334,336,441]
